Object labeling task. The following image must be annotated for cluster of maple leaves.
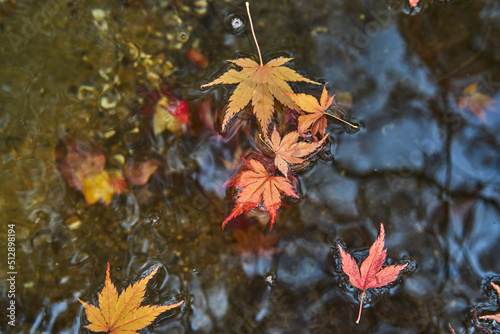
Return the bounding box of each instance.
[201,43,353,230]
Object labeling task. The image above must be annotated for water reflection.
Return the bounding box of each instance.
[0,0,499,333]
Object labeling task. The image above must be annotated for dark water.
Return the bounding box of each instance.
[1,0,500,333]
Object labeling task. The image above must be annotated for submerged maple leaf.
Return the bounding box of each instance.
[458,82,497,122]
[79,264,183,334]
[201,3,319,133]
[81,170,127,205]
[232,225,281,259]
[56,141,127,206]
[480,281,500,322]
[124,159,161,186]
[223,159,299,230]
[266,127,328,177]
[338,224,407,324]
[153,96,189,136]
[289,85,357,137]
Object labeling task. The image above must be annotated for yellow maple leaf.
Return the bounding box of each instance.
[289,85,357,136]
[79,263,183,334]
[81,170,126,206]
[201,3,320,133]
[480,281,500,323]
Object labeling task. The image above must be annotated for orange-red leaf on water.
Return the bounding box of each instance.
[409,0,419,7]
[78,263,183,334]
[201,57,320,132]
[267,127,328,177]
[480,281,500,322]
[232,225,281,259]
[338,224,407,324]
[223,159,299,230]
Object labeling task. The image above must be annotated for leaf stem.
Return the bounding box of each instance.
[356,290,365,324]
[259,133,275,152]
[246,2,263,66]
[325,111,359,129]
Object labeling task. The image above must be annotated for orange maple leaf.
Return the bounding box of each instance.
[78,263,183,334]
[223,159,299,230]
[201,57,320,133]
[289,85,357,137]
[338,224,407,324]
[480,281,500,323]
[266,127,328,177]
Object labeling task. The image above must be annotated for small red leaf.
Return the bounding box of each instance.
[338,224,407,324]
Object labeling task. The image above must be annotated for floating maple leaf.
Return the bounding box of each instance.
[232,225,281,259]
[223,159,299,230]
[266,127,328,177]
[338,224,407,324]
[480,281,500,323]
[201,3,320,133]
[409,0,419,7]
[79,263,183,334]
[289,85,357,137]
[458,82,497,122]
[201,57,320,133]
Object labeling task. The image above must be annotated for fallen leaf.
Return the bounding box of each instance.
[480,282,500,322]
[201,57,320,132]
[56,142,106,191]
[409,0,419,7]
[232,225,281,259]
[56,141,127,205]
[153,95,189,136]
[187,48,208,69]
[79,263,183,334]
[448,324,456,334]
[338,224,407,324]
[81,170,126,206]
[266,127,328,177]
[458,82,497,122]
[223,159,299,230]
[124,159,161,186]
[288,85,333,137]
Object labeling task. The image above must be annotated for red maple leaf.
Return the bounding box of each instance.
[223,159,299,230]
[266,127,328,177]
[338,224,407,324]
